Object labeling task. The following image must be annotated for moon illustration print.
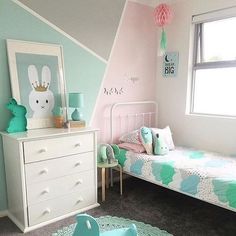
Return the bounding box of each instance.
[165,55,170,62]
[28,65,55,118]
[162,52,179,77]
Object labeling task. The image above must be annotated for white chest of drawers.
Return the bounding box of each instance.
[1,128,99,232]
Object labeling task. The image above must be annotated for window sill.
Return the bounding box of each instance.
[185,112,236,120]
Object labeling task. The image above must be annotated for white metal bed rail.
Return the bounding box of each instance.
[110,101,157,143]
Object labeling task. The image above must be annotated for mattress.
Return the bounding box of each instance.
[117,147,236,212]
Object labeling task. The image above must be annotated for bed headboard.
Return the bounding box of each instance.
[110,101,157,143]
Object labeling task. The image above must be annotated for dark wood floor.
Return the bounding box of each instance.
[1,177,236,236]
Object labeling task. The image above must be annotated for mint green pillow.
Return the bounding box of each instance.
[140,127,153,155]
[153,133,169,155]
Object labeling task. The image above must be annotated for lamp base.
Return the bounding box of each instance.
[71,108,83,121]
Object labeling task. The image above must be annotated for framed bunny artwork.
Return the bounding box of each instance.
[6,39,67,129]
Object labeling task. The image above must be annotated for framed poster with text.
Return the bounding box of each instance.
[162,52,179,78]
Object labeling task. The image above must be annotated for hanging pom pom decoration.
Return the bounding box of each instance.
[154,4,173,54]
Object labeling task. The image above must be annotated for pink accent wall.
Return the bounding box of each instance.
[91,1,158,142]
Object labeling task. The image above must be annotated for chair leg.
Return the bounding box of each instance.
[110,168,113,187]
[118,164,123,196]
[106,168,109,189]
[101,168,106,202]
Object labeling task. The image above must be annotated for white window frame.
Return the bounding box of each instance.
[190,6,236,117]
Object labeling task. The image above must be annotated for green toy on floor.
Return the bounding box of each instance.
[72,214,137,236]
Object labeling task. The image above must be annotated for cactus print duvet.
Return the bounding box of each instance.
[121,147,236,211]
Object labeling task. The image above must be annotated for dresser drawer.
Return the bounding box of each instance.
[28,188,96,226]
[25,152,94,184]
[24,133,94,163]
[27,170,95,205]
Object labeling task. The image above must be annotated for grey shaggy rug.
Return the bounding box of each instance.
[0,177,236,236]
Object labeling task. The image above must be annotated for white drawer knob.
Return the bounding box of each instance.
[39,148,47,153]
[41,188,49,195]
[40,168,49,175]
[75,179,83,185]
[43,208,51,215]
[75,161,82,167]
[76,197,84,204]
[75,143,81,147]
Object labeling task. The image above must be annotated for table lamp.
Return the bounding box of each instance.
[69,92,84,121]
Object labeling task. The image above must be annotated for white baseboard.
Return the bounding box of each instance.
[0,210,8,218]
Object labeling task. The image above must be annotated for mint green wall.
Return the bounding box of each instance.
[0,0,106,210]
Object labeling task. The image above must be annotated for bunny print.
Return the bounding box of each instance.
[28,65,55,118]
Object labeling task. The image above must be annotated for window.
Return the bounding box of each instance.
[191,15,236,117]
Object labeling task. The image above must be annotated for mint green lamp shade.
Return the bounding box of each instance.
[69,93,84,121]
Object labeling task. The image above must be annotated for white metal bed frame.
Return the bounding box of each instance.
[109,100,157,186]
[109,101,236,213]
[110,100,157,143]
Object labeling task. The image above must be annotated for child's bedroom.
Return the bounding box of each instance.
[1,0,236,235]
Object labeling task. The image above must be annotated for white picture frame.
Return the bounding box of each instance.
[7,39,67,129]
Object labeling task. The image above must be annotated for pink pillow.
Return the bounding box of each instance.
[118,142,145,153]
[119,129,142,145]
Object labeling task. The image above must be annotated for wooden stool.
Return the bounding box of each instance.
[97,161,122,202]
